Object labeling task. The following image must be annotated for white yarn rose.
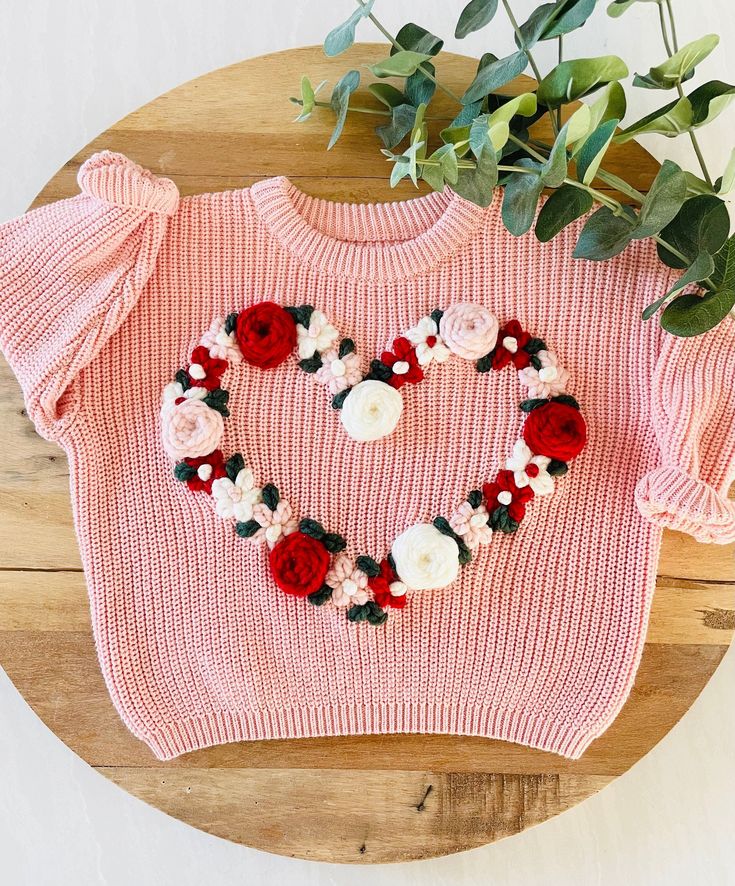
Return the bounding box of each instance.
[340,380,403,441]
[391,523,460,591]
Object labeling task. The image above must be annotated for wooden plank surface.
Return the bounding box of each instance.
[0,43,733,864]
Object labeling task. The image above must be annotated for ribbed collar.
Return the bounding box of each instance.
[249,176,487,282]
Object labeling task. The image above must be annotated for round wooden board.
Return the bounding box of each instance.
[1,44,734,865]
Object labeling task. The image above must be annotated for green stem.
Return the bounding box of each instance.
[500,0,559,136]
[657,0,713,186]
[556,36,563,132]
[354,0,465,106]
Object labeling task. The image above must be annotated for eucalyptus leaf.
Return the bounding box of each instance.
[450,100,483,128]
[393,22,443,56]
[541,121,572,187]
[389,156,412,188]
[422,143,459,190]
[470,114,509,156]
[689,79,735,126]
[606,0,659,17]
[453,139,498,206]
[573,206,633,260]
[614,96,692,142]
[662,249,715,299]
[293,76,326,122]
[632,35,719,90]
[711,233,735,291]
[324,0,375,56]
[517,3,556,48]
[518,0,597,49]
[570,81,626,156]
[717,148,735,195]
[455,0,499,39]
[375,103,417,149]
[685,172,716,196]
[406,61,436,107]
[661,287,735,336]
[328,70,360,149]
[502,159,544,235]
[575,118,618,184]
[564,103,592,146]
[656,195,730,268]
[632,159,688,239]
[370,51,433,78]
[368,82,406,108]
[461,50,529,104]
[487,92,538,127]
[535,184,593,241]
[537,56,629,108]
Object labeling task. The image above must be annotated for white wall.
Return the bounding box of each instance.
[1,2,733,884]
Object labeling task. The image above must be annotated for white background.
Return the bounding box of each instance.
[1,1,734,883]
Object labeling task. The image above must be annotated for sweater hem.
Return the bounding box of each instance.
[141,702,598,761]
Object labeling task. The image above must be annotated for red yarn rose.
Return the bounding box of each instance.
[381,336,424,389]
[483,470,534,522]
[236,301,296,369]
[523,402,587,461]
[269,531,330,597]
[369,558,407,609]
[182,449,226,493]
[491,320,532,370]
[187,345,228,390]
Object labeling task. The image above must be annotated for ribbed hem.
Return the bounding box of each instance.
[141,703,600,761]
[249,176,487,281]
[78,151,180,216]
[635,464,735,544]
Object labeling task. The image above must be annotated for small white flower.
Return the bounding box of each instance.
[406,315,451,367]
[211,468,263,521]
[340,380,403,442]
[297,309,339,359]
[506,439,554,495]
[391,523,459,591]
[162,381,207,404]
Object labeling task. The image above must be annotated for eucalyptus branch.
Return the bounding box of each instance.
[353,0,465,106]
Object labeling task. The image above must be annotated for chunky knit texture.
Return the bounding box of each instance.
[1,151,734,760]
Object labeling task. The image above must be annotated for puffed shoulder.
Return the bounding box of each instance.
[77,151,179,216]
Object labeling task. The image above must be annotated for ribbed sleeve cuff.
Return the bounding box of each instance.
[78,151,179,216]
[635,465,735,544]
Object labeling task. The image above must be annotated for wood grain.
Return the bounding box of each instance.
[0,43,733,863]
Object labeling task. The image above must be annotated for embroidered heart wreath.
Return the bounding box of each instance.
[161,301,587,626]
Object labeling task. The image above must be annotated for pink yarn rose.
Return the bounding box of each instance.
[161,399,224,460]
[439,303,499,360]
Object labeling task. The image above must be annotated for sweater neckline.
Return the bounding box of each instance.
[249,176,487,282]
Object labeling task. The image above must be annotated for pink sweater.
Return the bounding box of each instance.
[1,151,734,760]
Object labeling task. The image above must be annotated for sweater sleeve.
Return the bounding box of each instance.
[0,151,178,441]
[635,316,735,544]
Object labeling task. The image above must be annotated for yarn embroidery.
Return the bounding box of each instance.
[161,302,587,625]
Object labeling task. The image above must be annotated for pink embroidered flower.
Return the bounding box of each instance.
[315,348,362,394]
[200,316,243,364]
[161,398,224,460]
[439,303,499,361]
[449,501,493,550]
[251,499,299,549]
[325,554,369,607]
[518,350,570,398]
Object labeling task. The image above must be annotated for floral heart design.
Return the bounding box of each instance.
[160,301,588,625]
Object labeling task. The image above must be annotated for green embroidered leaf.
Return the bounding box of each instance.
[387,552,397,574]
[547,459,569,476]
[225,453,245,482]
[489,505,520,534]
[174,462,196,482]
[332,388,351,409]
[467,489,483,508]
[299,517,325,540]
[338,338,356,358]
[323,0,375,56]
[432,516,456,538]
[552,393,581,409]
[347,603,371,623]
[284,304,314,328]
[430,308,444,327]
[476,353,494,373]
[174,369,190,391]
[364,359,393,383]
[308,584,334,606]
[526,340,548,358]
[322,532,347,554]
[299,354,323,374]
[530,355,542,370]
[224,312,239,335]
[365,600,389,626]
[203,388,230,417]
[262,483,280,511]
[236,519,260,538]
[520,398,548,412]
[457,539,472,566]
[356,555,381,577]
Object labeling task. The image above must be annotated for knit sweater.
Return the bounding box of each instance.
[1,151,734,761]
